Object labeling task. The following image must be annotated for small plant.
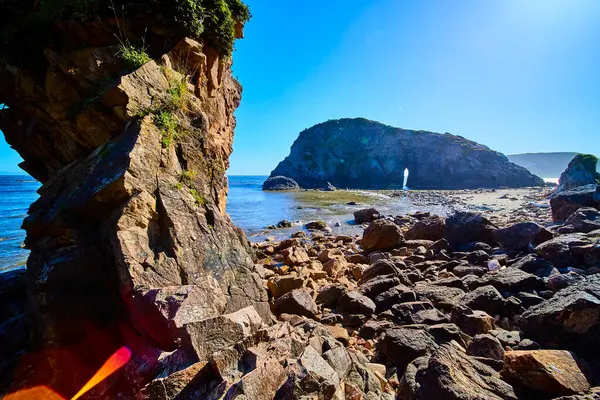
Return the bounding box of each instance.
[117,43,151,70]
[189,188,207,206]
[154,110,182,148]
[166,75,189,110]
[180,169,198,186]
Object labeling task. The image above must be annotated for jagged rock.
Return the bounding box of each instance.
[493,221,554,251]
[358,276,402,299]
[265,118,543,189]
[490,330,521,347]
[361,219,404,252]
[338,291,376,316]
[360,259,404,284]
[565,208,600,233]
[518,275,600,360]
[535,233,593,268]
[459,285,505,315]
[223,359,287,399]
[267,275,304,299]
[378,328,438,371]
[305,220,330,231]
[414,283,465,308]
[550,184,600,222]
[318,248,344,263]
[354,208,381,224]
[470,268,544,293]
[548,272,586,292]
[183,306,263,360]
[405,215,445,241]
[511,254,558,278]
[273,289,318,318]
[502,350,592,397]
[315,284,348,308]
[0,26,271,396]
[454,309,496,336]
[400,344,517,400]
[322,256,347,277]
[444,211,498,248]
[282,246,310,266]
[262,175,300,191]
[556,154,600,194]
[467,334,505,361]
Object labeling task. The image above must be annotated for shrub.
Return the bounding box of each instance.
[154,110,181,148]
[118,44,152,70]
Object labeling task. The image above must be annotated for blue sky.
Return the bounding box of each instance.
[0,0,598,175]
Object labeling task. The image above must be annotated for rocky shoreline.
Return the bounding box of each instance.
[245,183,600,399]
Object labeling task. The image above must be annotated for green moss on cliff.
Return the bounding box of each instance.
[0,0,250,67]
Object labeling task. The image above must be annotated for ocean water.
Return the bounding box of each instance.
[0,174,451,272]
[227,175,448,241]
[0,176,40,272]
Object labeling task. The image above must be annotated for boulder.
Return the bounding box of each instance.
[444,211,498,248]
[322,256,347,277]
[267,275,304,298]
[518,275,600,360]
[273,289,318,318]
[459,285,505,315]
[282,246,310,266]
[182,306,263,361]
[378,328,438,371]
[535,233,592,268]
[353,208,381,224]
[262,175,300,191]
[305,220,330,231]
[467,334,505,361]
[471,268,544,293]
[337,291,376,316]
[316,284,348,308]
[555,154,600,194]
[399,344,517,400]
[361,219,404,252]
[501,350,592,397]
[405,215,445,241]
[550,184,600,222]
[265,118,543,190]
[223,359,288,399]
[565,207,600,233]
[493,222,554,251]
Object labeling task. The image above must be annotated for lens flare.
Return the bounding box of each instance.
[5,346,132,400]
[71,347,132,400]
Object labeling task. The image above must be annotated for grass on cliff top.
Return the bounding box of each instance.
[0,0,251,68]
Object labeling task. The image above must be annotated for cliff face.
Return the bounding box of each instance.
[0,10,267,397]
[268,118,544,190]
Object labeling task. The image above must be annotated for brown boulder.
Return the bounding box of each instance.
[282,246,310,266]
[273,289,318,318]
[502,350,592,397]
[361,219,404,252]
[354,208,381,224]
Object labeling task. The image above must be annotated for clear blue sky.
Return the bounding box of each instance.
[0,0,598,175]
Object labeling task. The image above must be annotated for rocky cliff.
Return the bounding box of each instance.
[267,118,544,190]
[0,2,268,397]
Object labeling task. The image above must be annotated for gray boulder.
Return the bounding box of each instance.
[444,211,498,248]
[565,207,600,233]
[493,221,554,251]
[555,154,600,193]
[262,175,300,191]
[550,184,600,222]
[518,275,600,360]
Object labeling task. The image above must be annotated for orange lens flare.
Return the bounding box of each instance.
[71,346,132,400]
[4,346,132,400]
[4,386,65,400]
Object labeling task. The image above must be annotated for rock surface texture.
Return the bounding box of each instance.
[0,7,268,397]
[555,154,600,194]
[265,118,544,190]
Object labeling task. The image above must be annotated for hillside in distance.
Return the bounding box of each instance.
[507,152,596,178]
